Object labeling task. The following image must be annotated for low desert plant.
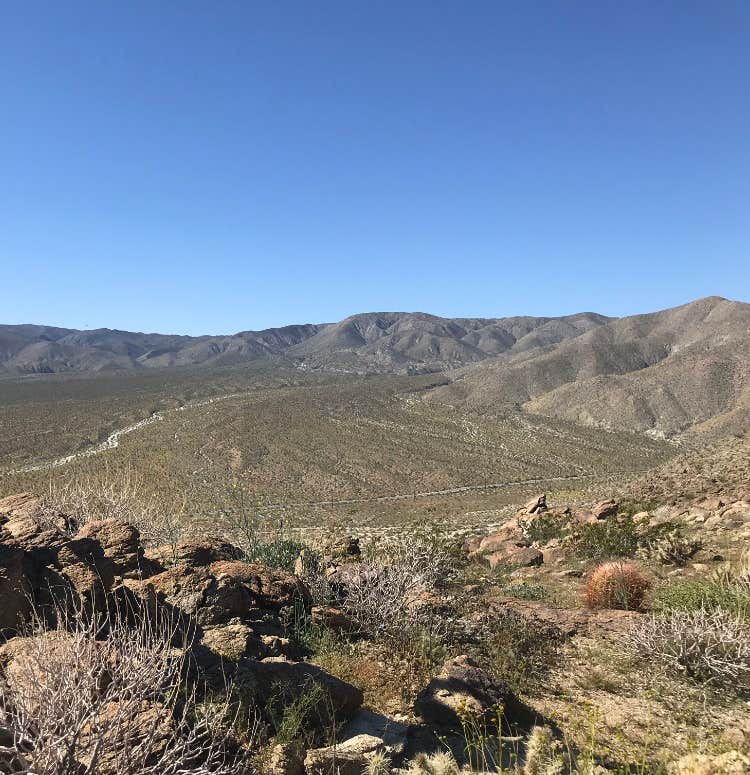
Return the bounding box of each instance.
[632,608,750,694]
[569,515,678,562]
[519,512,570,545]
[471,609,563,694]
[266,678,335,749]
[584,561,651,610]
[405,751,460,775]
[243,538,307,573]
[651,579,750,620]
[502,582,549,601]
[638,529,702,567]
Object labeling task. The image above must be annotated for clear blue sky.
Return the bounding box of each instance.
[2,2,748,335]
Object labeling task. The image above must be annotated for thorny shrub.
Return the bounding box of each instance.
[0,602,253,775]
[632,607,750,694]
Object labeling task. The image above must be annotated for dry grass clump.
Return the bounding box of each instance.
[584,561,651,610]
[632,607,750,694]
[0,603,250,774]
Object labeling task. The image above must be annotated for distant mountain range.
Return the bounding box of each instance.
[0,311,610,375]
[3,296,749,439]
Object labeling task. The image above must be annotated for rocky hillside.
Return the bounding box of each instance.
[427,296,750,438]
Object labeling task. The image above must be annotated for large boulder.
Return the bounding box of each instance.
[76,519,160,579]
[304,734,384,775]
[126,560,309,626]
[145,536,243,569]
[414,655,526,730]
[0,541,30,632]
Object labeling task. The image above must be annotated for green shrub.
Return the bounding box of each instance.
[569,515,678,562]
[617,500,658,518]
[471,609,563,694]
[243,539,308,573]
[520,513,569,545]
[651,579,750,620]
[502,582,549,601]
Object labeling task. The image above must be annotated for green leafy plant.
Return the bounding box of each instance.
[243,539,307,572]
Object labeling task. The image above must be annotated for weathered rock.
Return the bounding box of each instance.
[339,709,409,760]
[145,537,243,568]
[719,501,750,525]
[311,606,359,633]
[522,495,547,515]
[240,659,363,725]
[591,499,618,519]
[667,750,749,775]
[209,561,309,610]
[482,545,543,569]
[268,742,305,775]
[474,521,527,555]
[201,622,256,661]
[77,519,160,579]
[55,537,116,609]
[414,655,517,728]
[304,734,383,775]
[126,560,308,626]
[571,509,599,525]
[0,494,67,567]
[696,496,725,511]
[0,541,29,633]
[126,564,211,619]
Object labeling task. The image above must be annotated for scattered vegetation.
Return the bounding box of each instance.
[470,609,563,694]
[568,515,679,562]
[502,582,549,601]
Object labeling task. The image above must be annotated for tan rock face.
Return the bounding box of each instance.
[591,499,618,519]
[483,545,543,569]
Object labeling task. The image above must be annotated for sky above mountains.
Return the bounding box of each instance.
[2,2,748,335]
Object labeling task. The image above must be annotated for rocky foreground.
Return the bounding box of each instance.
[1,486,749,774]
